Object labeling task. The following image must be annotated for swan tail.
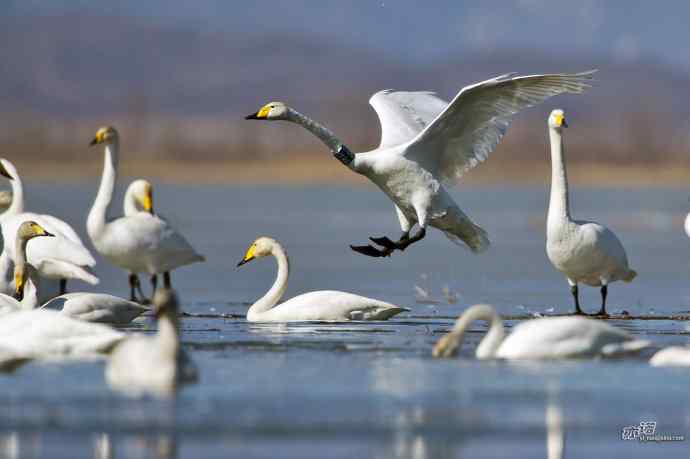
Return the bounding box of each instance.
[601,339,651,357]
[623,269,637,283]
[443,223,490,253]
[351,305,409,320]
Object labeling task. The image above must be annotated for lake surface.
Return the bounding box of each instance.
[1,182,689,458]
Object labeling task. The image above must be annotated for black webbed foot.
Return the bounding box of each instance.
[368,236,399,250]
[350,244,393,257]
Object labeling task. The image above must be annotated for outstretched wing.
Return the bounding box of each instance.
[369,90,448,149]
[403,71,596,183]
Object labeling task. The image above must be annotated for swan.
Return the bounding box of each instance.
[0,190,12,215]
[106,288,198,397]
[432,304,650,359]
[0,159,98,297]
[649,346,690,367]
[87,127,205,302]
[237,237,408,321]
[246,71,594,257]
[545,110,636,316]
[2,221,149,324]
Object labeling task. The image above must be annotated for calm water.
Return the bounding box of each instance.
[1,182,689,458]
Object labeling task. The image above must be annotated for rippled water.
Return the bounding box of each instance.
[1,183,689,458]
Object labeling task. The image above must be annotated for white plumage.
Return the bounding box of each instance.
[237,237,408,322]
[247,71,594,257]
[432,304,650,360]
[650,346,690,367]
[545,109,636,315]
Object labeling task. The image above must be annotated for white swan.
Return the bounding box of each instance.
[432,304,650,359]
[106,288,198,397]
[246,71,594,257]
[545,110,636,316]
[87,127,205,302]
[0,159,98,297]
[3,222,149,324]
[0,190,12,215]
[649,346,690,367]
[237,237,408,322]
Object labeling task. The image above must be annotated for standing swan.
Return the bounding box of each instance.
[246,71,594,258]
[237,237,408,322]
[0,159,98,296]
[545,110,636,316]
[87,127,205,302]
[432,304,650,359]
[106,288,198,397]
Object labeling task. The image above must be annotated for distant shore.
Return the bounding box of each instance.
[11,156,690,187]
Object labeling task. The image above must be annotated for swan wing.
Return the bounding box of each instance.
[34,258,99,285]
[403,71,595,183]
[42,293,148,324]
[0,309,124,357]
[369,90,448,149]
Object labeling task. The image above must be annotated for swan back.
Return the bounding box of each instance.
[650,346,690,367]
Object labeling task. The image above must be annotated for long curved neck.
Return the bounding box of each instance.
[156,311,180,359]
[87,141,119,238]
[547,127,571,229]
[286,109,356,170]
[123,189,138,216]
[247,244,289,320]
[14,237,38,309]
[448,304,506,359]
[4,164,24,217]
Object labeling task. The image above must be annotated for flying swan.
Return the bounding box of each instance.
[247,71,594,257]
[432,304,650,359]
[545,110,636,316]
[237,237,408,321]
[106,288,198,397]
[87,127,205,302]
[0,159,98,297]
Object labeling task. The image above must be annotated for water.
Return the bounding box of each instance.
[1,183,689,458]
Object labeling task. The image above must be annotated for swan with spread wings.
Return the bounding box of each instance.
[247,71,595,257]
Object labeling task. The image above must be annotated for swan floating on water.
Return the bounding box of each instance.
[0,159,98,298]
[106,288,197,397]
[649,346,690,367]
[432,304,650,359]
[87,127,205,302]
[247,71,593,258]
[237,237,408,322]
[545,110,636,316]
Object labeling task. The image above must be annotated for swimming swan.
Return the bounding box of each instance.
[247,71,594,258]
[0,159,98,296]
[237,237,408,322]
[87,127,205,302]
[106,288,198,397]
[545,110,636,316]
[649,346,690,367]
[432,304,650,359]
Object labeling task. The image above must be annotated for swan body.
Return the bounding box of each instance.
[247,71,594,257]
[0,159,97,295]
[684,213,690,240]
[545,110,636,315]
[238,237,408,322]
[42,293,148,324]
[650,346,690,367]
[106,288,197,397]
[432,304,650,359]
[87,127,204,300]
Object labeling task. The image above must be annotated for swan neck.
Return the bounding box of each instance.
[20,266,39,310]
[286,109,355,169]
[5,167,24,216]
[88,141,119,238]
[548,127,571,227]
[247,244,289,320]
[448,305,506,359]
[156,311,180,358]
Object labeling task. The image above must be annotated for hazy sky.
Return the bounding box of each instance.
[4,1,689,72]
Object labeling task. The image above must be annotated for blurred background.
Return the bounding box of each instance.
[1,1,690,184]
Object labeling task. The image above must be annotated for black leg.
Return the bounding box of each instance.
[129,274,138,302]
[597,285,608,317]
[354,227,426,258]
[163,272,171,288]
[59,279,67,295]
[150,274,158,295]
[571,284,585,315]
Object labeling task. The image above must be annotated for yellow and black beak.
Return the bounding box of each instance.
[237,245,256,267]
[30,222,55,237]
[0,162,13,180]
[89,137,98,146]
[90,131,104,146]
[245,105,270,120]
[245,112,260,120]
[143,186,154,215]
[14,272,24,301]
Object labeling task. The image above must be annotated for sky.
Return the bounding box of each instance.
[3,1,689,72]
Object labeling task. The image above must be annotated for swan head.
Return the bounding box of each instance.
[90,126,119,146]
[153,287,179,319]
[0,159,15,181]
[17,221,54,241]
[237,236,277,267]
[127,179,154,215]
[548,109,568,130]
[14,221,54,300]
[432,331,462,358]
[245,102,290,121]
